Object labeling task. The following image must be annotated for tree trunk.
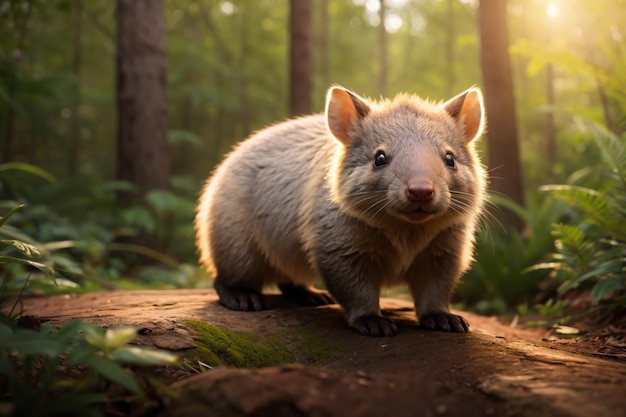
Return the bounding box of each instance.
[444,0,455,97]
[378,0,388,95]
[478,0,525,231]
[68,0,82,177]
[318,0,330,91]
[289,0,313,116]
[238,4,251,138]
[1,3,32,164]
[545,61,556,182]
[115,0,170,204]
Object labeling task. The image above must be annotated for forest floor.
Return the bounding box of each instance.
[12,289,626,417]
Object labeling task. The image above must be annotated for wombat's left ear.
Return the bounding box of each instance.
[444,87,485,144]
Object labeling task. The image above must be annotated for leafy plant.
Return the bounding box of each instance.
[531,119,626,307]
[0,320,177,417]
[456,195,566,315]
[0,202,56,320]
[0,165,180,417]
[1,161,203,292]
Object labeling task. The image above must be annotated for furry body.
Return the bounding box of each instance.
[195,86,487,337]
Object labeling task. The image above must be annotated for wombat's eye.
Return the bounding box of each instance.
[374,151,388,167]
[445,152,455,168]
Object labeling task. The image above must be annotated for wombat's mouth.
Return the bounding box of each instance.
[402,207,436,223]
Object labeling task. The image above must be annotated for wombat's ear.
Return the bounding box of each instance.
[325,86,370,146]
[444,87,485,144]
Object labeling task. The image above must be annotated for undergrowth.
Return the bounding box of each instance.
[0,166,180,417]
[530,119,626,315]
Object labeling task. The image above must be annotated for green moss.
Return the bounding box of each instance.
[286,327,338,363]
[184,319,338,369]
[185,319,295,368]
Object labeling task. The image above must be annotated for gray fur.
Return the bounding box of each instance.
[195,86,487,337]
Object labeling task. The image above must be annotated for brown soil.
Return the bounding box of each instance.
[11,289,626,417]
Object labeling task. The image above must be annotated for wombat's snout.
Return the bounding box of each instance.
[406,181,435,202]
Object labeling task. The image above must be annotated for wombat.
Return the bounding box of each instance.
[195,86,486,337]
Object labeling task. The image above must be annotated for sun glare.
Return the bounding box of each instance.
[546,3,559,19]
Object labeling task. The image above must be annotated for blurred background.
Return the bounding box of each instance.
[1,0,624,321]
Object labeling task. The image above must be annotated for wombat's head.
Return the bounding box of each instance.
[326,86,487,227]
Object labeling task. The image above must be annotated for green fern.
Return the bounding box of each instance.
[538,121,626,306]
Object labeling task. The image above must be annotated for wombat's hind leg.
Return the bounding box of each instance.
[420,312,469,333]
[214,276,269,311]
[278,283,335,306]
[351,315,398,337]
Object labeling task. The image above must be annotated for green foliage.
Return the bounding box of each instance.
[532,121,626,306]
[0,165,179,417]
[1,163,204,292]
[0,201,56,317]
[0,320,177,417]
[0,203,53,277]
[457,196,566,315]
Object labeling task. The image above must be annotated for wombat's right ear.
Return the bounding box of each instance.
[325,86,370,146]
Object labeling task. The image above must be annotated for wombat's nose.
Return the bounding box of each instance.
[406,181,435,202]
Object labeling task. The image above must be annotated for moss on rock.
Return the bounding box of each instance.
[184,319,337,369]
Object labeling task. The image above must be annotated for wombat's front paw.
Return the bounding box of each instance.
[217,288,269,311]
[352,315,398,337]
[420,312,469,333]
[279,283,335,306]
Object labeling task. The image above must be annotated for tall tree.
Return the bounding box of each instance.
[378,0,388,95]
[478,0,525,230]
[289,0,313,116]
[317,0,330,92]
[68,0,82,177]
[115,0,170,204]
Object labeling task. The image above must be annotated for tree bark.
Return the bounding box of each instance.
[68,0,82,177]
[115,0,170,204]
[378,0,388,95]
[545,61,556,182]
[289,0,313,116]
[478,0,525,231]
[318,0,330,91]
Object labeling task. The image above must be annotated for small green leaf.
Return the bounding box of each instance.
[0,204,25,228]
[559,259,626,294]
[50,319,89,344]
[85,326,138,351]
[591,276,625,305]
[0,162,56,183]
[85,355,141,394]
[67,345,100,366]
[83,326,106,347]
[0,239,41,257]
[0,256,54,275]
[109,346,178,366]
[121,206,156,232]
[0,334,62,357]
[103,327,138,349]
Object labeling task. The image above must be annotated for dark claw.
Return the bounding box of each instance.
[217,287,269,311]
[420,312,469,333]
[279,283,336,307]
[352,315,398,337]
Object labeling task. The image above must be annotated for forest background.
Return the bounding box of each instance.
[1,0,625,320]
